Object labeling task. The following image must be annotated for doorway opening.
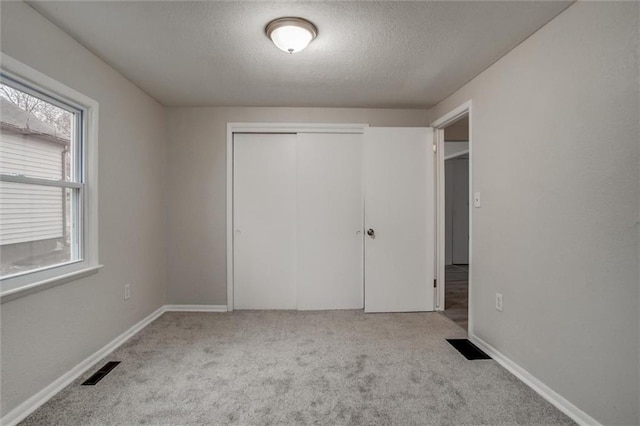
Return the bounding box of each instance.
[432,102,471,332]
[443,114,469,329]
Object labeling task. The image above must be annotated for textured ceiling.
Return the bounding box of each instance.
[28,1,572,108]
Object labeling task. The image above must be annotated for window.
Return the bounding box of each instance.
[0,54,99,299]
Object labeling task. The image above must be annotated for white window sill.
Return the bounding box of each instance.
[0,265,103,304]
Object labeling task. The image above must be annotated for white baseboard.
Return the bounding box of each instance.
[0,304,227,426]
[469,334,601,426]
[164,304,228,312]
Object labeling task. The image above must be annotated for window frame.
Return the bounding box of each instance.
[0,53,101,302]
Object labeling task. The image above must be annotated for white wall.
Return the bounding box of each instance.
[0,1,167,416]
[428,3,639,425]
[165,107,429,304]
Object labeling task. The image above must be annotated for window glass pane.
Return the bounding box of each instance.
[0,78,83,281]
[0,83,75,182]
[0,183,79,278]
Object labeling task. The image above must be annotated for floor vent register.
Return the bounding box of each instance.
[81,361,121,385]
[446,339,491,360]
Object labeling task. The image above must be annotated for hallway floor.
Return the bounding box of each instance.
[444,264,468,330]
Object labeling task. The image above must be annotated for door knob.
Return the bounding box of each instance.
[367,228,375,237]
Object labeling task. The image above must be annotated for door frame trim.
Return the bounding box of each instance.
[226,123,369,311]
[431,101,473,333]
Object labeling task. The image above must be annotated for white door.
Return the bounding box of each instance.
[363,127,435,313]
[296,133,364,310]
[233,133,297,309]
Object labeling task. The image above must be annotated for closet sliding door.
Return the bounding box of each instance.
[233,132,363,310]
[296,133,364,310]
[233,128,433,312]
[233,133,297,309]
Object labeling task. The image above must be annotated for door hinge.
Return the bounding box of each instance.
[433,279,437,288]
[432,144,437,153]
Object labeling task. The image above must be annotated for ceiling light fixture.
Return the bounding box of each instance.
[266,17,317,54]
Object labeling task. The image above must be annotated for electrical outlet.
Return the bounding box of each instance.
[495,293,503,312]
[124,284,131,300]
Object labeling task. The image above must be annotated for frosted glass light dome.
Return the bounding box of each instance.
[266,17,318,54]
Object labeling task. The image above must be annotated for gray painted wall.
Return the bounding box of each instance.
[428,2,639,424]
[0,2,167,415]
[164,107,429,305]
[445,160,454,266]
[445,157,469,265]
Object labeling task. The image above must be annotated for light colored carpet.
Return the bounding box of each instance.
[21,311,574,425]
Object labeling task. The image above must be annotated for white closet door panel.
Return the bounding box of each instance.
[233,133,297,309]
[296,133,364,310]
[364,127,435,313]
